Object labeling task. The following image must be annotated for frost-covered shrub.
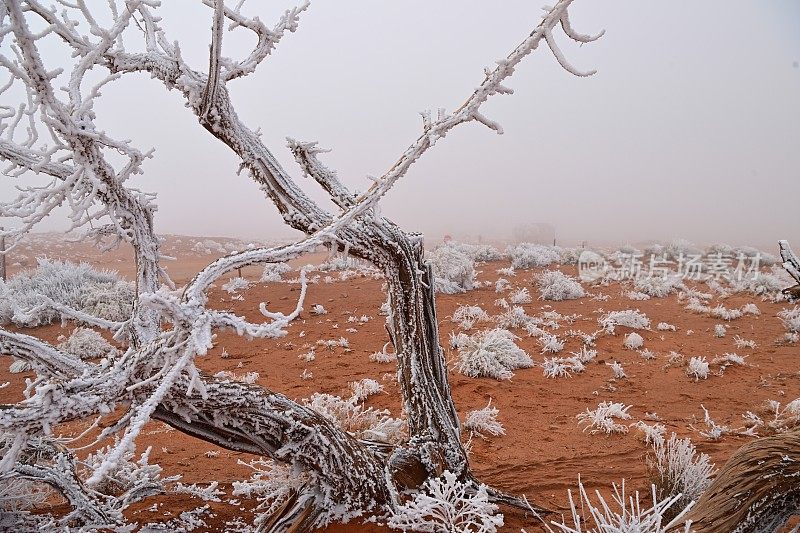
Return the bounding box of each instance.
[741,303,760,316]
[623,332,644,350]
[221,276,250,294]
[548,478,693,533]
[538,333,564,354]
[506,243,562,269]
[310,304,328,315]
[656,322,676,332]
[304,391,406,444]
[233,459,308,528]
[494,305,531,330]
[446,242,503,263]
[455,328,533,380]
[452,305,490,330]
[464,400,505,438]
[0,259,134,326]
[633,274,684,298]
[607,361,626,379]
[387,471,503,533]
[599,309,650,333]
[542,356,583,378]
[577,402,632,434]
[494,278,511,293]
[686,357,709,381]
[535,270,585,301]
[713,324,726,338]
[427,244,476,294]
[648,433,715,516]
[82,442,176,496]
[509,287,532,304]
[733,335,757,349]
[0,478,50,512]
[260,262,292,282]
[57,327,119,360]
[213,370,260,384]
[778,306,800,334]
[742,399,800,435]
[349,378,384,401]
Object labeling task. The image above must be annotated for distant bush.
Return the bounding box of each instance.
[57,327,119,360]
[535,270,585,301]
[0,259,134,327]
[427,244,476,294]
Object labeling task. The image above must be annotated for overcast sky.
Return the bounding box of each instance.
[3,1,799,249]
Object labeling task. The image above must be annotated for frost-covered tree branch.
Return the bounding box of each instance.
[0,0,603,528]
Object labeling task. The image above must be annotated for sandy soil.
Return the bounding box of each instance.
[1,237,799,532]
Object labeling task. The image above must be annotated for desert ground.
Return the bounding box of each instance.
[1,234,798,532]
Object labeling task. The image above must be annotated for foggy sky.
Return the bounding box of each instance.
[3,1,800,250]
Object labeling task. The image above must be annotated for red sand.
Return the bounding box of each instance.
[2,237,799,531]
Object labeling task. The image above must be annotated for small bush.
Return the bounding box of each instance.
[535,270,585,301]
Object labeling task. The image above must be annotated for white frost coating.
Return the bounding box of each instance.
[648,432,715,513]
[535,270,585,301]
[455,328,534,380]
[546,479,693,533]
[623,332,644,350]
[56,327,119,360]
[464,400,505,438]
[577,402,632,434]
[686,357,709,381]
[387,471,503,533]
[599,309,651,334]
[427,244,476,294]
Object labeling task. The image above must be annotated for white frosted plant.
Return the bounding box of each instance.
[464,400,505,438]
[310,304,328,315]
[713,324,726,338]
[741,303,760,315]
[0,259,134,327]
[349,378,384,401]
[778,306,800,335]
[495,278,511,293]
[233,458,309,528]
[455,328,534,380]
[695,405,729,441]
[221,276,250,294]
[599,309,650,334]
[509,287,532,304]
[304,390,406,444]
[685,357,709,381]
[495,305,532,330]
[428,244,476,294]
[633,421,666,445]
[733,335,757,349]
[648,433,715,516]
[387,471,503,533]
[577,402,632,434]
[545,479,694,533]
[260,262,292,282]
[56,327,119,361]
[535,270,585,301]
[507,243,562,269]
[452,305,490,330]
[633,274,684,298]
[607,361,626,379]
[623,332,644,350]
[542,357,575,378]
[656,322,676,332]
[539,333,565,354]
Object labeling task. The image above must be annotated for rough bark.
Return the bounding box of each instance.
[684,429,800,532]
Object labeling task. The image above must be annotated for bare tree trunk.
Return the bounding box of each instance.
[685,430,800,532]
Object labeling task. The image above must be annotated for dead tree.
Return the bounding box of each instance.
[0,0,603,529]
[780,240,800,301]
